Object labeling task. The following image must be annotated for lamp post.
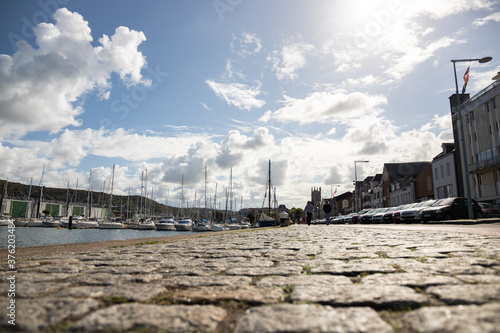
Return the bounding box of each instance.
[354,161,369,213]
[451,56,492,219]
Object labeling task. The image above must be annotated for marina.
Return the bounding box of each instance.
[0,226,192,248]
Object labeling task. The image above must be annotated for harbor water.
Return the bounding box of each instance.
[0,226,192,248]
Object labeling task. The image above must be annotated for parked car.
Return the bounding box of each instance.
[420,197,482,221]
[392,203,418,223]
[382,207,398,223]
[351,209,370,224]
[371,207,392,224]
[478,202,500,218]
[359,208,380,223]
[400,200,437,223]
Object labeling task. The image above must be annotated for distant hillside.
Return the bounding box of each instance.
[0,179,173,216]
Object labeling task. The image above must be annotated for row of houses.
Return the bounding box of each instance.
[319,75,500,217]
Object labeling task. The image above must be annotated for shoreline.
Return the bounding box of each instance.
[0,228,250,258]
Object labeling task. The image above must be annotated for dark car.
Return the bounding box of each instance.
[478,202,500,218]
[392,203,417,223]
[420,197,482,221]
[351,209,370,224]
[382,207,397,223]
[359,208,380,223]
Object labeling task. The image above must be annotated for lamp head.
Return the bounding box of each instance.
[479,56,492,63]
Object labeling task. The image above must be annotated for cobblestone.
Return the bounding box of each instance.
[1,224,499,332]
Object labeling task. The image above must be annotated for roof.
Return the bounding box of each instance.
[383,162,430,182]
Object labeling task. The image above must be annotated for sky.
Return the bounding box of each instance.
[1,0,500,211]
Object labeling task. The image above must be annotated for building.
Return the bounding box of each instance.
[360,176,373,209]
[369,174,383,208]
[451,78,500,205]
[432,143,459,199]
[332,191,353,216]
[382,162,431,207]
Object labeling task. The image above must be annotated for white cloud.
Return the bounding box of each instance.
[206,80,266,110]
[269,37,314,80]
[260,91,387,124]
[473,12,500,26]
[231,33,262,56]
[0,8,148,139]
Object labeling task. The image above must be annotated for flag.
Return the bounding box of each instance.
[462,66,470,95]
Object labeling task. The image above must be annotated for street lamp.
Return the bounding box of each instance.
[354,161,369,213]
[451,56,492,219]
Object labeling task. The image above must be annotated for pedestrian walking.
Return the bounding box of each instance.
[304,201,314,226]
[323,200,332,225]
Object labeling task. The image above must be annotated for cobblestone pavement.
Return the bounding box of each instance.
[2,224,500,332]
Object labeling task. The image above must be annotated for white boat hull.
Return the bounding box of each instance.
[138,223,156,230]
[28,220,44,227]
[192,224,212,232]
[0,219,13,226]
[13,220,28,227]
[99,222,125,229]
[212,224,229,232]
[42,221,62,228]
[175,224,192,231]
[156,223,176,231]
[77,221,99,229]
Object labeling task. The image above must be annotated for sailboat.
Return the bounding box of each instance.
[28,166,46,227]
[99,165,125,229]
[258,160,280,228]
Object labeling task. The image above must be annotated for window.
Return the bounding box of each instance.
[434,168,438,180]
[474,132,477,141]
[446,163,450,177]
[440,165,444,178]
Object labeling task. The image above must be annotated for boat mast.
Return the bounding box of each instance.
[268,160,271,216]
[65,182,70,217]
[108,165,115,220]
[213,183,217,223]
[87,169,92,219]
[204,166,207,220]
[36,165,45,218]
[26,178,32,218]
[145,169,148,219]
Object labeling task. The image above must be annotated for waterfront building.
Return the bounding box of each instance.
[450,78,500,205]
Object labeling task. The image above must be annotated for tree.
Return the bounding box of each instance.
[289,208,304,222]
[246,213,255,223]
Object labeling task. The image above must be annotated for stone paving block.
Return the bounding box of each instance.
[173,285,284,304]
[3,297,100,332]
[225,265,303,276]
[403,303,500,333]
[256,274,352,287]
[234,304,394,333]
[455,274,500,284]
[71,272,140,285]
[71,303,227,332]
[311,262,397,275]
[160,275,252,287]
[89,264,158,274]
[52,284,167,302]
[361,272,462,288]
[428,264,497,275]
[15,281,71,298]
[291,284,429,309]
[426,284,500,304]
[17,272,75,283]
